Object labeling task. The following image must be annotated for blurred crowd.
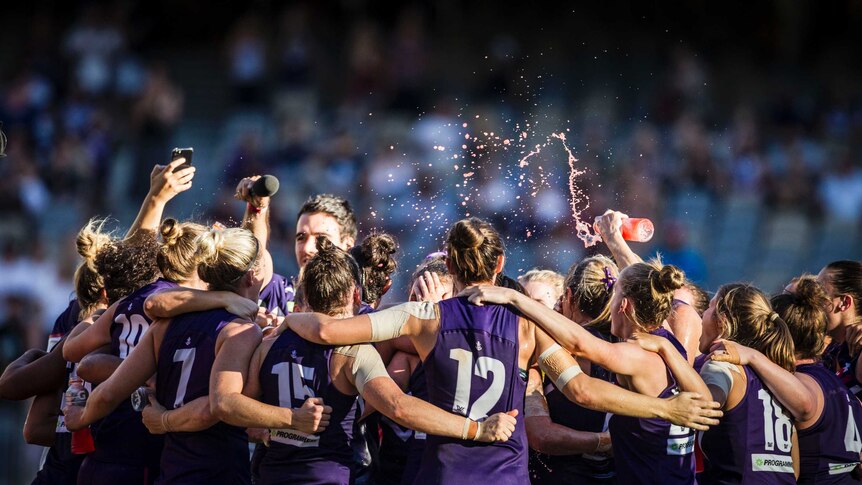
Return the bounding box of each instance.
[1,1,862,358]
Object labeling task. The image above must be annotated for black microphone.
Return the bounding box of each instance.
[251,175,280,197]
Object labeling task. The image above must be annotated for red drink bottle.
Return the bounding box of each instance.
[67,377,95,454]
[619,218,655,242]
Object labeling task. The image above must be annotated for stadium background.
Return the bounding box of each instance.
[1,1,862,482]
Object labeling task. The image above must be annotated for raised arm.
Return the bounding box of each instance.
[209,321,330,432]
[534,329,721,430]
[125,158,195,241]
[236,175,274,288]
[594,210,643,270]
[524,367,611,455]
[710,340,816,421]
[345,344,515,442]
[63,323,160,430]
[63,302,119,363]
[144,288,258,322]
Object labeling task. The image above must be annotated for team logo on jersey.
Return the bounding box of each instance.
[270,428,320,448]
[828,462,860,475]
[476,341,483,352]
[291,350,298,359]
[751,454,793,473]
[185,337,191,346]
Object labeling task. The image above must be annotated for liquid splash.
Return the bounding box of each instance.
[551,132,600,248]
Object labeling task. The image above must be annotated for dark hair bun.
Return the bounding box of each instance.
[315,236,336,255]
[654,265,685,293]
[450,220,485,250]
[349,232,399,305]
[793,278,832,312]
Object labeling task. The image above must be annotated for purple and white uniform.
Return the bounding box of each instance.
[156,309,250,485]
[256,328,359,485]
[258,273,295,317]
[32,299,85,485]
[608,328,695,485]
[823,342,862,399]
[699,364,795,484]
[417,297,528,485]
[796,363,862,484]
[377,363,428,485]
[81,279,177,483]
[530,329,615,484]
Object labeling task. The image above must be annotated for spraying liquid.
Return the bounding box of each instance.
[550,133,601,247]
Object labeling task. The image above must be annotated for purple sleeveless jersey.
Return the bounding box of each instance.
[797,363,862,484]
[256,328,359,485]
[258,273,295,317]
[376,362,428,485]
[699,364,795,484]
[608,328,695,485]
[416,297,528,485]
[32,299,85,485]
[531,328,615,483]
[823,342,862,399]
[156,309,250,485]
[87,279,177,472]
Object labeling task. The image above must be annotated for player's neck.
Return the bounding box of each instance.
[454,279,495,294]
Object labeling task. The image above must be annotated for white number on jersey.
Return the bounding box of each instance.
[272,362,316,407]
[115,313,150,359]
[845,403,862,453]
[449,348,506,420]
[172,348,196,409]
[757,389,792,452]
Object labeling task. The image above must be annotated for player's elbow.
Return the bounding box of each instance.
[143,296,159,318]
[385,395,411,426]
[796,394,817,422]
[23,421,55,446]
[563,375,596,409]
[62,341,85,364]
[210,392,235,422]
[525,421,552,454]
[315,322,339,345]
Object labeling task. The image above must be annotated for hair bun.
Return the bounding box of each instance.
[315,236,336,255]
[196,228,225,266]
[450,219,485,250]
[654,265,685,293]
[793,277,832,312]
[160,218,182,246]
[77,219,113,268]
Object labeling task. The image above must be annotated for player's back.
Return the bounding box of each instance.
[416,296,528,485]
[796,363,862,484]
[155,309,250,485]
[256,327,359,485]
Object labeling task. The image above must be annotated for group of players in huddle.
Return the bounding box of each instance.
[1,155,861,485]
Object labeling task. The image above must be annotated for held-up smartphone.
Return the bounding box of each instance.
[171,147,194,172]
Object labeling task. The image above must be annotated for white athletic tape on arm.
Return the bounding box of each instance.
[340,344,389,394]
[368,301,437,341]
[538,344,583,390]
[700,359,736,398]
